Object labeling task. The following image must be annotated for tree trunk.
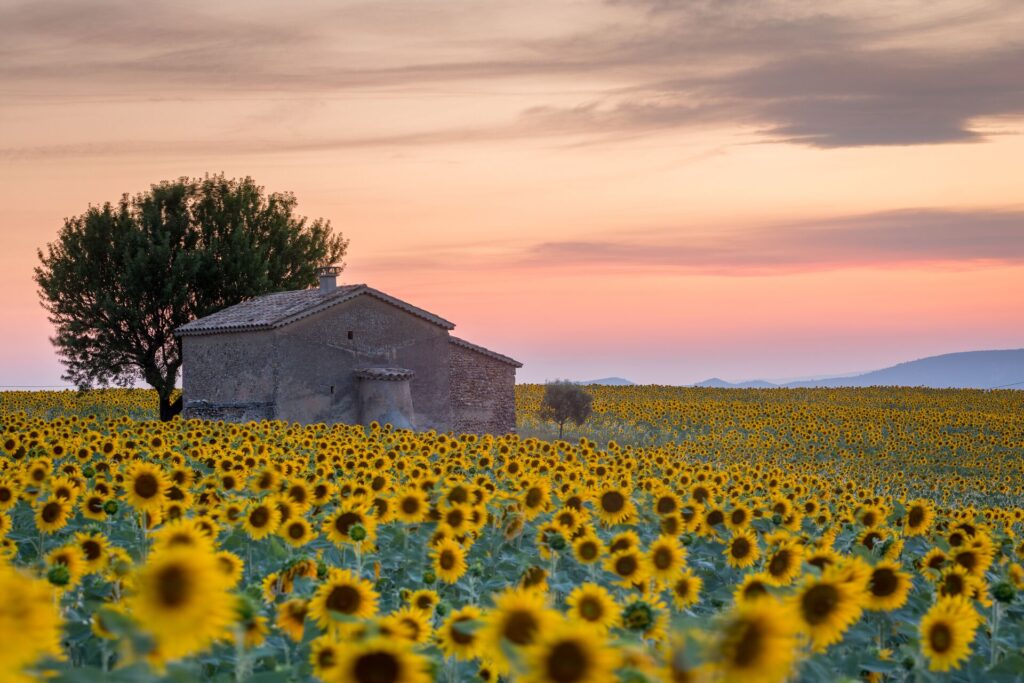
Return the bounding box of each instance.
[159,393,183,421]
[558,421,564,439]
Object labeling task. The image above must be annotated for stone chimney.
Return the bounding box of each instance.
[318,265,341,292]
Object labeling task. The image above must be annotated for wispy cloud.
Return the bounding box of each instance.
[2,0,1022,153]
[358,208,1024,275]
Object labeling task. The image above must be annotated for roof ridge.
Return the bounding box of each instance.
[450,336,523,367]
[175,283,455,336]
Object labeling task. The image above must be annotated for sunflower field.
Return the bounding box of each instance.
[1,386,1024,682]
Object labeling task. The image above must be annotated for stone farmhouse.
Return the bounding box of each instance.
[174,267,521,433]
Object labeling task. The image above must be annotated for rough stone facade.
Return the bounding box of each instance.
[176,279,521,433]
[449,338,517,434]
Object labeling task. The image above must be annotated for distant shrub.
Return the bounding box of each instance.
[539,380,593,438]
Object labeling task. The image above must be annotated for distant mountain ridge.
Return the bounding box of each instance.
[695,349,1024,390]
[577,377,635,386]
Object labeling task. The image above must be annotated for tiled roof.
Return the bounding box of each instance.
[450,336,523,368]
[175,284,456,336]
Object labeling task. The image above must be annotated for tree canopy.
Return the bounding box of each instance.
[35,174,348,420]
[539,380,594,438]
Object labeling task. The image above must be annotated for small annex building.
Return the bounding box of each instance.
[174,267,522,433]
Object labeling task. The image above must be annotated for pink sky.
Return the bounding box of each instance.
[1,0,1023,386]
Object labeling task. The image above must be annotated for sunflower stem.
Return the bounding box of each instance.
[990,600,1001,668]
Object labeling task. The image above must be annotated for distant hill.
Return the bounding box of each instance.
[577,377,635,386]
[695,349,1024,390]
[695,377,777,389]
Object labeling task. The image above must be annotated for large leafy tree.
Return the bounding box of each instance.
[35,174,348,420]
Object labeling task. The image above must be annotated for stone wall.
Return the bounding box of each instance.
[181,330,277,405]
[449,343,517,434]
[274,296,453,428]
[182,399,275,422]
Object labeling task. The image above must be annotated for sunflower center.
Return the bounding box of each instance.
[706,510,724,526]
[654,547,673,570]
[929,623,953,653]
[41,501,62,523]
[134,473,159,499]
[439,550,456,570]
[870,568,898,597]
[317,646,336,669]
[503,609,539,645]
[250,507,270,527]
[862,532,882,550]
[326,585,362,614]
[450,616,474,644]
[400,498,420,514]
[731,509,747,525]
[954,551,977,571]
[526,488,544,507]
[908,507,925,527]
[674,579,691,599]
[601,491,625,513]
[657,497,676,515]
[579,597,603,621]
[545,640,588,683]
[942,574,964,595]
[578,542,598,560]
[446,510,464,527]
[731,619,764,668]
[743,581,768,599]
[154,563,191,608]
[288,523,306,539]
[768,550,791,576]
[82,540,102,560]
[800,584,839,625]
[731,538,751,559]
[334,512,360,536]
[614,555,638,576]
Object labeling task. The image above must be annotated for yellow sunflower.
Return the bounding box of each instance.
[123,461,169,512]
[710,599,798,683]
[437,604,485,661]
[790,570,864,652]
[0,563,64,677]
[763,541,804,587]
[669,570,703,610]
[128,546,235,662]
[919,596,981,672]
[646,535,687,584]
[521,620,618,683]
[479,587,559,674]
[326,637,429,683]
[725,529,760,569]
[431,538,468,584]
[35,498,70,534]
[243,501,282,540]
[864,561,912,611]
[566,583,620,632]
[309,568,379,632]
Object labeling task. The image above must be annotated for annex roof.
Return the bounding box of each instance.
[174,284,456,336]
[450,336,523,368]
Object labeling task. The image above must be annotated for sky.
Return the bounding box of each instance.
[1,0,1023,386]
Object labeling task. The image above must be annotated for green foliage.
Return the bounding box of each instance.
[34,175,347,420]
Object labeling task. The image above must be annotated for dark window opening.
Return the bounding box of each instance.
[330,385,334,394]
[347,330,354,340]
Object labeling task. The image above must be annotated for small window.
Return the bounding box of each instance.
[330,385,334,394]
[347,330,354,340]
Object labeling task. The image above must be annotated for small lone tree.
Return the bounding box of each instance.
[35,174,347,421]
[539,380,593,439]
